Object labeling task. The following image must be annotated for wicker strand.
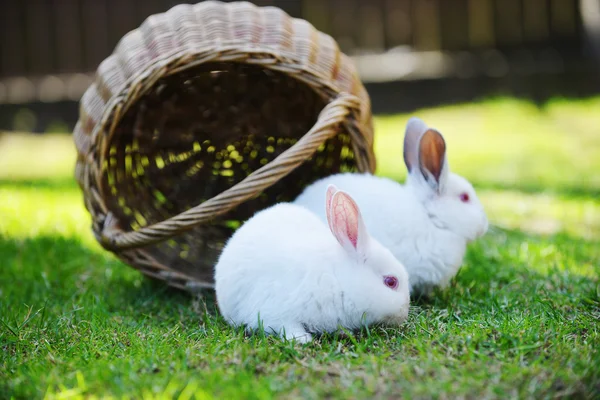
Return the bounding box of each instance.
[98,92,361,250]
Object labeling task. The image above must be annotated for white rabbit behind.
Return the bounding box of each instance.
[294,117,489,294]
[214,185,410,343]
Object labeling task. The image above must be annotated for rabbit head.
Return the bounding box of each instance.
[403,117,489,242]
[325,185,411,326]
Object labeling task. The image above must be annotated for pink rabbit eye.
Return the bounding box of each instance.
[460,193,470,203]
[384,276,399,290]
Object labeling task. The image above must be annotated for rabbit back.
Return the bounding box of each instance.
[294,173,466,291]
[294,173,428,243]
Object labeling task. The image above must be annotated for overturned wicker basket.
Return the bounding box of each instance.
[74,1,376,292]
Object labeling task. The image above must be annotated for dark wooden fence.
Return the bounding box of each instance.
[0,0,588,78]
[1,0,599,131]
[0,0,301,79]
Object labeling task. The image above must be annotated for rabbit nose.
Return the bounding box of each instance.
[394,305,410,323]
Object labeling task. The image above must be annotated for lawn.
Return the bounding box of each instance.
[1,97,599,399]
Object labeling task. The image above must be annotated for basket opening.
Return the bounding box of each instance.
[102,62,360,285]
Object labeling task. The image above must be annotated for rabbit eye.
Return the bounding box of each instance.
[460,193,470,203]
[384,276,398,290]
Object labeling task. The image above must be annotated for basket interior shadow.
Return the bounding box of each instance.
[100,62,366,291]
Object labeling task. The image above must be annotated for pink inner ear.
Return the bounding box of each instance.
[331,192,359,249]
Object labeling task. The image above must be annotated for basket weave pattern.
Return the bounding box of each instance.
[74,1,376,291]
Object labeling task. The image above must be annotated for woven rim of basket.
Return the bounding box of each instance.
[76,48,375,251]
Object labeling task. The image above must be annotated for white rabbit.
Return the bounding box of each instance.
[214,185,410,343]
[294,117,489,294]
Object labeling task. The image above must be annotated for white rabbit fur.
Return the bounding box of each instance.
[214,186,410,343]
[294,117,489,294]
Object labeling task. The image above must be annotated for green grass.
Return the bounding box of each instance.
[1,97,599,399]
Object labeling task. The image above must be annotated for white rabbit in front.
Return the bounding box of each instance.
[214,185,410,343]
[294,117,489,294]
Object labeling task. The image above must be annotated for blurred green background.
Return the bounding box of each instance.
[3,96,599,240]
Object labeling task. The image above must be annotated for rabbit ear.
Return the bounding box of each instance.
[325,184,337,233]
[404,117,429,173]
[327,190,369,259]
[418,128,449,193]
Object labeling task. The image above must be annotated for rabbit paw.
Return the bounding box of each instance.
[280,324,312,344]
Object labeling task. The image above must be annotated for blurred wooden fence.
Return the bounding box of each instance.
[0,0,598,131]
[0,0,586,79]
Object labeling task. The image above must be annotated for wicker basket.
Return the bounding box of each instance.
[74,0,376,292]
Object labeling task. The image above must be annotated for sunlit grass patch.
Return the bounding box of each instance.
[0,132,76,181]
[374,97,600,194]
[479,189,600,239]
[0,185,93,243]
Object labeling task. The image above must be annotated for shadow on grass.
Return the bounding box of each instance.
[0,235,216,333]
[1,227,598,329]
